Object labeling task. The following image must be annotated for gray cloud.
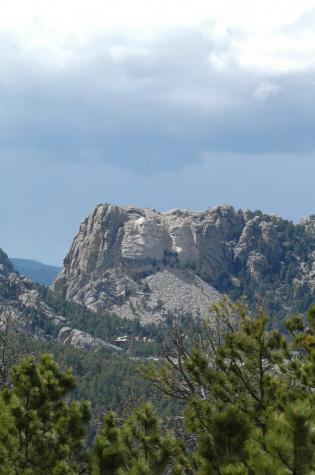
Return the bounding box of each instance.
[0,27,314,173]
[2,25,315,262]
[254,80,282,101]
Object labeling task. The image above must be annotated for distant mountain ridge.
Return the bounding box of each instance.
[0,251,65,336]
[52,203,315,323]
[3,202,315,333]
[0,250,122,351]
[10,258,61,285]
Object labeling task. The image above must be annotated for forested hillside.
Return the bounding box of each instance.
[2,299,315,474]
[3,205,315,472]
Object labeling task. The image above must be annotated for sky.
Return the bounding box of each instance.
[1,0,315,264]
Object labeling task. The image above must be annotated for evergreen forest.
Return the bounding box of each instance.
[2,298,315,474]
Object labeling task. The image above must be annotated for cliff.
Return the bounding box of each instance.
[0,248,65,335]
[53,203,315,322]
[0,248,114,350]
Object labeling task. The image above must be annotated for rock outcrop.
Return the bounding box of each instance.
[0,249,66,336]
[52,204,230,322]
[53,203,315,322]
[57,326,122,351]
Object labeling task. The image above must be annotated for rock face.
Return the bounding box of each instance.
[52,204,229,322]
[0,249,13,276]
[0,249,66,336]
[53,203,315,322]
[0,248,120,352]
[57,327,122,351]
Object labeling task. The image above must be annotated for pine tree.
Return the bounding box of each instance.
[0,354,90,474]
[144,298,315,473]
[92,411,127,474]
[5,299,315,473]
[247,400,315,474]
[92,403,185,475]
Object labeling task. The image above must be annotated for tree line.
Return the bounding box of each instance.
[2,298,315,474]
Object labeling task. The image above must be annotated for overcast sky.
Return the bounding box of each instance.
[1,0,315,264]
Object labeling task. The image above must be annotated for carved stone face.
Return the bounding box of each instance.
[121,217,171,261]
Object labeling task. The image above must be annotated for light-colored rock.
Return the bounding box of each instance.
[247,253,267,280]
[52,204,234,321]
[110,268,221,323]
[0,249,65,337]
[52,203,315,321]
[57,326,122,351]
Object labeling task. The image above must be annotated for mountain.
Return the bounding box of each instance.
[0,248,121,351]
[52,204,222,322]
[52,203,315,323]
[0,249,64,335]
[0,248,167,424]
[10,258,61,285]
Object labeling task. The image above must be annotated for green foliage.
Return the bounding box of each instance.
[37,286,144,340]
[92,403,184,475]
[36,285,169,356]
[5,298,315,473]
[247,400,315,474]
[209,214,315,322]
[4,333,179,442]
[92,412,126,474]
[0,354,90,474]
[145,298,315,473]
